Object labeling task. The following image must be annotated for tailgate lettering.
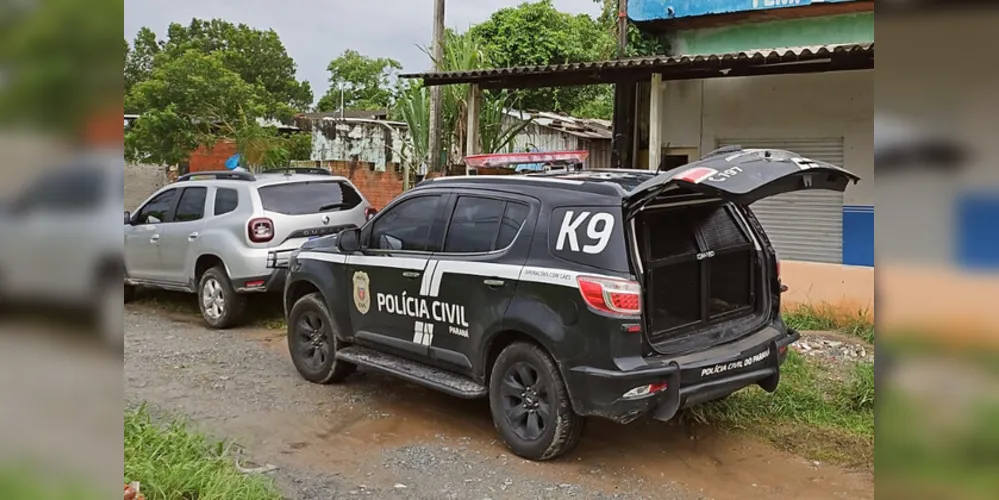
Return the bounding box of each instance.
[700,350,770,377]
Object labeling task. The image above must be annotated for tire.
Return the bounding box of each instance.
[489,342,585,461]
[287,292,355,384]
[124,284,137,304]
[197,266,247,329]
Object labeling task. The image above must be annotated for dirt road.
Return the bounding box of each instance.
[124,305,873,500]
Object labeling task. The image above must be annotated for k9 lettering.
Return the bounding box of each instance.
[700,350,770,377]
[555,211,615,254]
[376,292,470,328]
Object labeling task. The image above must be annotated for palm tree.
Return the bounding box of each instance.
[395,30,532,176]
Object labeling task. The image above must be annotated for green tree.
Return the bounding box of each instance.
[125,50,267,166]
[317,50,402,112]
[397,31,532,175]
[124,27,161,100]
[126,18,313,115]
[468,0,613,117]
[593,0,670,57]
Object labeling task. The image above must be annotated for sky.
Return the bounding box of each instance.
[124,0,602,104]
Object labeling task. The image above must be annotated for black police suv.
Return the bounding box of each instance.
[281,147,860,461]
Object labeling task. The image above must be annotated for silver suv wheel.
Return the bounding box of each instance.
[201,277,225,320]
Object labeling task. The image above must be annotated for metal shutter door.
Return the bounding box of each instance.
[717,138,845,264]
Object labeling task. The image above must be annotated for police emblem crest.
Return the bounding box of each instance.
[352,271,371,314]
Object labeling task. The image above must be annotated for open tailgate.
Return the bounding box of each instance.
[624,148,860,217]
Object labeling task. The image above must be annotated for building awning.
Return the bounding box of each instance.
[401,43,873,89]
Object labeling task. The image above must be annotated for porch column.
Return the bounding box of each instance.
[648,73,663,171]
[465,83,482,172]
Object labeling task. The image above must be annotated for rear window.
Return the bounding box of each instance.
[548,206,629,273]
[257,181,362,215]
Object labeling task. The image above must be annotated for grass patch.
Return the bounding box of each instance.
[684,351,875,467]
[782,303,874,343]
[132,290,286,329]
[124,406,281,500]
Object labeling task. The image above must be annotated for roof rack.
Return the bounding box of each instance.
[177,171,256,182]
[259,167,332,176]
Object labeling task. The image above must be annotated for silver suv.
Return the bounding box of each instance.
[124,168,374,328]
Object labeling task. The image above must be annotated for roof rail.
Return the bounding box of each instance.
[259,167,333,176]
[177,171,256,182]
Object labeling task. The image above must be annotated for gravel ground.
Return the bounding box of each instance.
[124,305,873,500]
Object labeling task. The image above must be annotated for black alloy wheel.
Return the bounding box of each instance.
[294,310,331,373]
[287,292,355,384]
[500,361,553,441]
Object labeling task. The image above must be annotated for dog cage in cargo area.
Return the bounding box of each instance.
[634,200,764,350]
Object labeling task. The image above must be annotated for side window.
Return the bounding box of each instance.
[442,196,528,253]
[369,195,442,252]
[135,189,178,224]
[174,187,207,222]
[214,188,239,216]
[495,202,530,249]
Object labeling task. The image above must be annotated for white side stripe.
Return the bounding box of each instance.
[296,251,347,264]
[426,260,524,297]
[348,254,427,270]
[294,253,628,290]
[420,260,439,296]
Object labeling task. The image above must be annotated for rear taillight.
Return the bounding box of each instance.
[364,207,377,221]
[248,217,274,243]
[577,276,642,315]
[622,382,668,400]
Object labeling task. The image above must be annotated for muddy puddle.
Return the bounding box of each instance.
[232,325,873,500]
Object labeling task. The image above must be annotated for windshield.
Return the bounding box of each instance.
[258,181,362,215]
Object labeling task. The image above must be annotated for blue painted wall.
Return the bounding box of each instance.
[843,205,873,267]
[957,192,999,271]
[630,0,860,22]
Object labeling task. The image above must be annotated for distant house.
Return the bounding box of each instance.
[502,110,612,169]
[295,109,392,122]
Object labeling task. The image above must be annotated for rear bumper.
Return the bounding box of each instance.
[233,269,287,293]
[566,325,799,424]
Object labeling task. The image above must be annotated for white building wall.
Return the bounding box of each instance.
[658,69,874,207]
[310,119,409,171]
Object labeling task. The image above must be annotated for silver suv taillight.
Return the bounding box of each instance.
[248,217,274,243]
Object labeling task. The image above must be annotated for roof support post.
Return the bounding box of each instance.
[648,73,662,171]
[465,83,482,174]
[611,81,637,169]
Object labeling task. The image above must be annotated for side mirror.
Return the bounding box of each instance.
[124,211,131,225]
[337,227,361,253]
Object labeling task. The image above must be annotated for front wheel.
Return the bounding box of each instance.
[287,292,355,384]
[489,342,584,461]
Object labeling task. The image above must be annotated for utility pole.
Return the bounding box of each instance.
[611,0,634,169]
[427,0,446,175]
[617,0,629,58]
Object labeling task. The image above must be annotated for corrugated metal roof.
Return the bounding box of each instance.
[505,109,612,140]
[401,43,873,86]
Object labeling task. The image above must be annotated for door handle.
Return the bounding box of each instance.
[188,232,199,241]
[150,234,160,243]
[402,271,421,279]
[483,279,505,288]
